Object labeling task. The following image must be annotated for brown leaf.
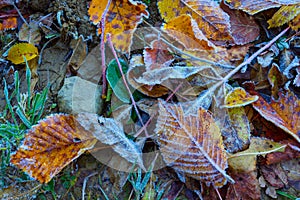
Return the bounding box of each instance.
[157,0,234,46]
[221,3,260,45]
[155,100,234,188]
[290,13,300,30]
[246,84,300,143]
[10,113,97,183]
[143,39,174,70]
[226,170,261,200]
[88,0,149,53]
[268,63,285,99]
[18,21,41,45]
[68,35,87,72]
[224,0,280,15]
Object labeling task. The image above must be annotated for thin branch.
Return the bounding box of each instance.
[11,1,29,26]
[107,34,149,137]
[100,0,112,98]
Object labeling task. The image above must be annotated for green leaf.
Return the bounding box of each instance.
[106,58,132,103]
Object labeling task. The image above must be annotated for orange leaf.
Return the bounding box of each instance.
[0,17,17,30]
[155,100,234,187]
[163,14,216,50]
[224,0,280,15]
[88,0,149,53]
[245,83,300,143]
[157,0,234,46]
[289,13,300,30]
[223,87,258,108]
[10,114,97,183]
[7,43,38,65]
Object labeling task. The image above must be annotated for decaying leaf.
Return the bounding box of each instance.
[155,100,234,188]
[88,0,149,52]
[0,17,17,30]
[67,35,87,72]
[7,43,39,65]
[268,4,300,28]
[245,83,300,143]
[228,137,286,172]
[94,116,145,170]
[157,0,234,46]
[162,14,216,50]
[224,0,281,15]
[143,39,174,71]
[10,113,98,183]
[223,87,258,108]
[268,0,300,4]
[268,63,285,99]
[18,21,41,45]
[289,13,300,30]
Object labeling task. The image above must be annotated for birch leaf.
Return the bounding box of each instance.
[155,100,234,188]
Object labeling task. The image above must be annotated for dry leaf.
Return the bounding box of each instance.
[93,116,145,170]
[88,0,149,52]
[268,4,300,28]
[268,0,300,4]
[268,63,285,99]
[162,14,216,50]
[157,0,234,46]
[224,0,280,15]
[10,113,98,183]
[7,43,39,65]
[221,3,260,45]
[0,17,17,30]
[67,35,87,72]
[223,87,258,108]
[18,21,41,45]
[245,83,300,143]
[143,39,174,70]
[289,13,300,30]
[155,100,234,188]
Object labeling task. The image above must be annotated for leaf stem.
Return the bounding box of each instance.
[107,34,149,137]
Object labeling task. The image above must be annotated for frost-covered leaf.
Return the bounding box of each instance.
[268,4,300,28]
[94,116,145,170]
[224,0,280,15]
[155,100,234,188]
[223,87,258,108]
[88,0,149,53]
[10,113,98,183]
[290,13,300,30]
[268,0,300,4]
[162,14,216,50]
[157,0,234,46]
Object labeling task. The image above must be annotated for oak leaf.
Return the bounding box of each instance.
[10,113,98,183]
[157,0,234,46]
[155,100,234,188]
[268,4,300,28]
[88,0,149,53]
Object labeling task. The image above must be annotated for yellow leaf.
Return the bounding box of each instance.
[289,13,300,30]
[88,0,149,53]
[223,87,258,108]
[7,43,38,65]
[268,4,300,28]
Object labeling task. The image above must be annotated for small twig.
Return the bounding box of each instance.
[82,172,98,200]
[100,0,112,98]
[107,34,149,137]
[187,27,290,113]
[11,1,29,26]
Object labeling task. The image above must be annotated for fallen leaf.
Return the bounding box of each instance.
[268,0,300,4]
[224,0,280,15]
[143,39,174,70]
[223,87,258,108]
[221,2,260,45]
[155,100,234,188]
[226,170,261,200]
[228,137,286,172]
[162,14,216,50]
[7,43,38,65]
[0,17,17,30]
[157,0,234,46]
[245,84,300,143]
[289,13,300,30]
[88,0,149,53]
[18,21,41,45]
[268,63,285,99]
[10,113,98,183]
[94,116,145,170]
[268,4,300,28]
[67,35,87,72]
